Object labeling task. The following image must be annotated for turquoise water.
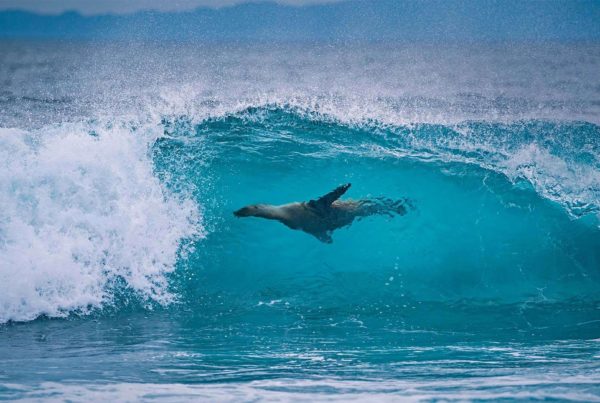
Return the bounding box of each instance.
[1,42,600,401]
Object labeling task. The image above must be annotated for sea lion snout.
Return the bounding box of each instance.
[234,205,261,217]
[233,207,249,217]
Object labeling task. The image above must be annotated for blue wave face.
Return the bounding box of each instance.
[151,107,600,338]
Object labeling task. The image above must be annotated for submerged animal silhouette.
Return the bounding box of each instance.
[233,183,410,243]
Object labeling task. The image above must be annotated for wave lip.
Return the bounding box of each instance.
[0,124,203,324]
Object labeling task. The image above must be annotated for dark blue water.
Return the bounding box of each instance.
[1,42,599,401]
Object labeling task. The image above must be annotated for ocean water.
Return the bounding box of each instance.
[1,41,600,401]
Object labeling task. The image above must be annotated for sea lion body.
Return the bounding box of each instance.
[277,201,361,240]
[234,184,409,243]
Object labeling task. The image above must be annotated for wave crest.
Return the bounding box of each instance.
[165,105,600,221]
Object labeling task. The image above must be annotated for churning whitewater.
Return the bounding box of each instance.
[0,123,202,323]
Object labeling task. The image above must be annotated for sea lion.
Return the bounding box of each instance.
[234,183,410,243]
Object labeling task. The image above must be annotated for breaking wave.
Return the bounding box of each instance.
[1,105,599,324]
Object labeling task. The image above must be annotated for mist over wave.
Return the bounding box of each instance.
[2,43,600,128]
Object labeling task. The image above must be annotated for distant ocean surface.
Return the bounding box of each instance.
[1,41,599,401]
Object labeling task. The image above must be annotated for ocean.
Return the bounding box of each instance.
[0,41,599,401]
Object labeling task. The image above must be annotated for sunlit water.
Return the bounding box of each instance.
[1,41,599,401]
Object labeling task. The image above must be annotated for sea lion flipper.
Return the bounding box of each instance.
[309,183,351,209]
[314,231,333,244]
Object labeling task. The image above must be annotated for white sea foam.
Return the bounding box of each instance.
[0,123,202,324]
[503,143,600,219]
[4,375,600,402]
